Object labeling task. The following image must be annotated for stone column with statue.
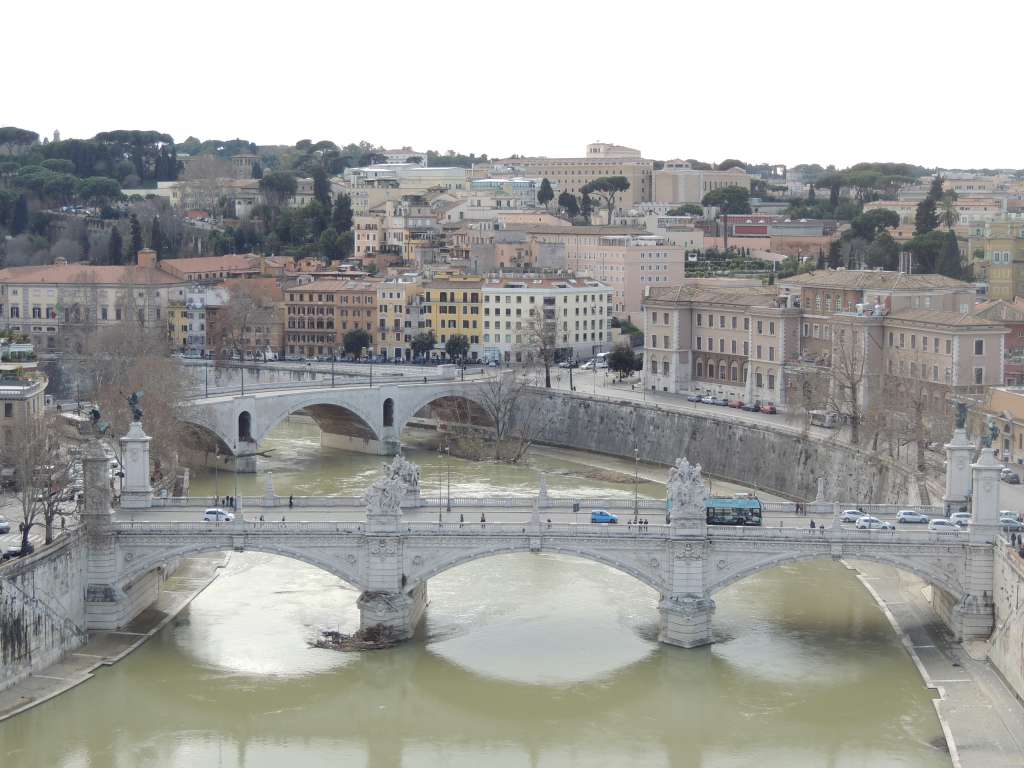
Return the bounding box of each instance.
[120,391,154,510]
[943,401,973,518]
[358,458,427,639]
[660,458,715,648]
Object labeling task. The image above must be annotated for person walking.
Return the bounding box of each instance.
[288,495,294,508]
[810,519,816,529]
[459,513,464,528]
[480,512,486,529]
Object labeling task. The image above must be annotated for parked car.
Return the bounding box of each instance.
[839,509,863,523]
[700,395,716,405]
[0,515,9,534]
[741,401,761,412]
[1000,510,1022,522]
[712,397,730,406]
[896,509,930,524]
[949,512,972,528]
[2,543,34,561]
[855,515,894,530]
[590,509,618,524]
[202,508,235,523]
[759,403,778,415]
[686,393,703,403]
[928,519,960,532]
[727,399,744,409]
[1002,470,1021,485]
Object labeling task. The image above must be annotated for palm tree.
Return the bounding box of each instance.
[940,191,958,230]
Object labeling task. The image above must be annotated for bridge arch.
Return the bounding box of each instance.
[707,549,965,602]
[404,541,669,596]
[392,385,494,438]
[116,541,368,593]
[252,393,381,446]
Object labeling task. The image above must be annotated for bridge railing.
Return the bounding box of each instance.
[402,521,671,536]
[833,503,945,518]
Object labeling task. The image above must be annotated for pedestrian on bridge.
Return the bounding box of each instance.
[459,513,464,528]
[480,512,486,528]
[810,519,816,529]
[288,495,294,508]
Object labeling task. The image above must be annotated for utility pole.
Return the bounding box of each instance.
[445,437,452,514]
[633,444,639,522]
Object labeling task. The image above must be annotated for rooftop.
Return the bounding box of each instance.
[779,269,970,291]
[646,285,778,307]
[973,299,1024,323]
[0,263,182,286]
[885,309,1004,328]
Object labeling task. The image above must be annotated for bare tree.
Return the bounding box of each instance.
[209,280,279,360]
[177,156,234,214]
[3,415,79,548]
[521,309,559,388]
[825,323,882,446]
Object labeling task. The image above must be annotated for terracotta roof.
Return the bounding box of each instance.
[779,269,970,291]
[0,264,182,286]
[158,254,258,275]
[293,279,382,291]
[973,300,1024,323]
[886,309,1004,328]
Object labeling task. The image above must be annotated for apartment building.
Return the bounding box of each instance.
[643,287,800,404]
[206,279,286,358]
[420,275,485,359]
[0,249,186,354]
[376,276,425,360]
[480,277,613,364]
[353,197,442,266]
[496,143,653,212]
[0,341,46,453]
[968,221,1024,300]
[284,279,380,359]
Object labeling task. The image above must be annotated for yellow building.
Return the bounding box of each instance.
[376,276,424,360]
[421,274,484,360]
[970,221,1024,300]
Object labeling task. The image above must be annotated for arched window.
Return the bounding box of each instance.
[383,397,394,427]
[696,361,704,378]
[708,363,715,379]
[731,364,738,381]
[238,411,253,442]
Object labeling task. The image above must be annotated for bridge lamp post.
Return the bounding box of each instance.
[633,445,639,522]
[445,438,452,515]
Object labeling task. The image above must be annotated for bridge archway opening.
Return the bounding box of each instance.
[383,398,394,428]
[401,394,494,448]
[238,411,253,442]
[182,423,236,459]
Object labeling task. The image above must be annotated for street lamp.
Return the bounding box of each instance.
[445,438,452,514]
[633,444,639,522]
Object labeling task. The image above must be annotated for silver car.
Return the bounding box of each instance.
[0,515,9,534]
[896,510,929,524]
[839,509,863,523]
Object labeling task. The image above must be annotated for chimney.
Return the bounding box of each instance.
[137,248,157,267]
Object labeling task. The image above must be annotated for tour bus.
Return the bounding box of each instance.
[809,410,844,429]
[666,494,764,526]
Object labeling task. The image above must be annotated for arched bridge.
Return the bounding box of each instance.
[180,378,495,465]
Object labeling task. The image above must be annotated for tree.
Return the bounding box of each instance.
[3,413,78,549]
[582,176,630,223]
[940,190,959,230]
[319,227,341,262]
[210,280,278,359]
[128,213,143,259]
[849,208,899,241]
[580,189,593,222]
[666,204,704,217]
[312,166,331,207]
[537,178,554,209]
[149,217,163,257]
[717,159,746,171]
[343,328,371,357]
[865,232,899,270]
[108,226,124,265]
[903,230,947,273]
[701,185,751,214]
[914,175,943,235]
[936,231,963,278]
[607,344,636,379]
[176,155,233,214]
[12,194,28,235]
[445,334,469,362]
[332,193,353,232]
[557,191,579,218]
[411,330,436,359]
[76,176,122,207]
[259,171,298,209]
[523,312,557,388]
[807,184,816,202]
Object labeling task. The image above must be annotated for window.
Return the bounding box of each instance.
[768,347,775,361]
[3,403,11,418]
[719,339,725,353]
[743,318,749,331]
[910,335,916,350]
[932,365,939,382]
[974,339,984,355]
[696,362,703,377]
[946,339,952,355]
[756,320,763,334]
[697,313,703,327]
[663,335,669,348]
[662,361,669,375]
[696,337,702,350]
[731,316,737,329]
[888,332,893,347]
[767,374,775,390]
[975,367,984,385]
[769,321,775,335]
[648,360,657,374]
[663,313,669,325]
[650,335,657,348]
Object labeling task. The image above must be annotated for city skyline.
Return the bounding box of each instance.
[7,0,1022,170]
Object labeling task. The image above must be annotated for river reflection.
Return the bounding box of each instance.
[0,421,949,767]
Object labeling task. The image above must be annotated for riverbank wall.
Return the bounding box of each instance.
[0,530,88,693]
[989,541,1024,701]
[531,391,920,503]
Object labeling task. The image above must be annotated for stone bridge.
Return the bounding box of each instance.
[79,426,1002,648]
[180,378,495,468]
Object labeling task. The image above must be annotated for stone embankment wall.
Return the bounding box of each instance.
[0,531,88,692]
[531,392,920,503]
[990,542,1024,700]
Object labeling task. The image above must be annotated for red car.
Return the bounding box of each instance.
[759,403,777,414]
[727,399,744,408]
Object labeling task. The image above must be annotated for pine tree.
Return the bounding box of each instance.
[580,190,592,222]
[312,167,331,207]
[537,178,554,209]
[129,213,143,259]
[108,226,124,265]
[149,217,163,257]
[807,184,815,202]
[915,175,943,235]
[12,194,28,235]
[937,230,963,279]
[251,161,262,179]
[332,193,353,231]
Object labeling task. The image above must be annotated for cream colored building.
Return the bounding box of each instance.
[481,277,613,364]
[375,275,425,360]
[495,143,653,212]
[653,162,751,205]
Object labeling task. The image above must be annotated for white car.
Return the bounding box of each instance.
[855,515,894,530]
[839,509,863,523]
[1000,510,1022,522]
[928,519,960,532]
[202,508,235,522]
[896,509,929,524]
[949,512,972,528]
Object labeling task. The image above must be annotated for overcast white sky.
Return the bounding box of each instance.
[6,0,1021,170]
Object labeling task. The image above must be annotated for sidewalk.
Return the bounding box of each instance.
[0,551,228,722]
[853,560,1024,768]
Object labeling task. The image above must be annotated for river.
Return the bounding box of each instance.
[0,420,950,767]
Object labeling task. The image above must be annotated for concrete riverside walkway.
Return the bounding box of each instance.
[0,552,228,722]
[853,560,1024,768]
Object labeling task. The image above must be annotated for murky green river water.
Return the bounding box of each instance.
[0,420,949,767]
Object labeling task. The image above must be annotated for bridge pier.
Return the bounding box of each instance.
[357,583,428,639]
[659,595,716,648]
